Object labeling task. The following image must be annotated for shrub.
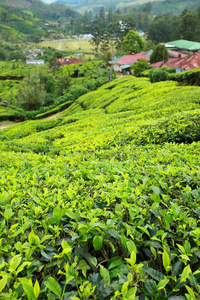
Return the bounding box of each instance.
[149,68,168,83]
[17,76,46,111]
[69,87,88,100]
[132,58,150,77]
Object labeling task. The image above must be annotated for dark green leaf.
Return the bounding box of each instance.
[145,279,157,296]
[100,265,110,285]
[93,236,103,250]
[108,257,124,270]
[143,267,164,281]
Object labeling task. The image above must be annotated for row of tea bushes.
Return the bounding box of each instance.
[0,76,199,299]
[0,142,199,299]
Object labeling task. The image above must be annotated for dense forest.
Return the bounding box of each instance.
[53,0,200,15]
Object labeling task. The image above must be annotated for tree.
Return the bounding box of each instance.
[177,10,196,41]
[90,25,102,53]
[17,76,46,111]
[107,8,113,23]
[100,39,110,53]
[102,51,112,64]
[150,44,169,63]
[147,15,177,44]
[132,58,150,77]
[0,46,6,61]
[144,40,155,51]
[120,30,144,55]
[55,76,71,97]
[142,2,152,14]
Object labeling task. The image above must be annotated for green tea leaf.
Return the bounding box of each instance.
[100,265,110,285]
[20,279,36,300]
[157,278,169,290]
[16,262,31,275]
[145,279,157,296]
[163,250,171,272]
[83,252,97,268]
[65,210,78,221]
[44,276,62,297]
[93,236,103,250]
[110,264,129,279]
[34,280,40,298]
[4,208,14,221]
[143,267,164,281]
[126,240,136,254]
[0,275,7,293]
[173,261,183,276]
[108,257,124,270]
[9,255,22,272]
[180,265,192,283]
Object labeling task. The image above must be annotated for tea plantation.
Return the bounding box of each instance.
[0,76,200,299]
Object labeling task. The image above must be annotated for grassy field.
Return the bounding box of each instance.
[40,40,94,53]
[62,40,94,53]
[40,41,59,49]
[40,39,116,58]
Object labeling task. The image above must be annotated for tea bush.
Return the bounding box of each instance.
[0,103,24,121]
[0,76,199,299]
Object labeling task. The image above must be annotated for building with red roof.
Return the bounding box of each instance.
[172,52,200,72]
[150,52,200,73]
[118,53,150,66]
[150,58,180,69]
[113,53,150,73]
[57,58,85,66]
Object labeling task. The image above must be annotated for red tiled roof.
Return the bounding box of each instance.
[150,52,200,71]
[57,58,85,66]
[118,53,150,65]
[172,52,200,70]
[150,58,180,69]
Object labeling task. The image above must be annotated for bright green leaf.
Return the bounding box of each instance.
[44,276,62,297]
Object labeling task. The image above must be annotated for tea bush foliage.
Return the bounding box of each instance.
[0,76,200,299]
[0,103,24,121]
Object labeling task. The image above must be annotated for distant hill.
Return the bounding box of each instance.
[0,0,80,41]
[52,0,200,15]
[0,0,79,21]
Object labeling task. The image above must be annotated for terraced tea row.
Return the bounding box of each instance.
[0,76,199,299]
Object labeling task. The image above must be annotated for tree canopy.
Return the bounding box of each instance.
[150,44,169,63]
[120,30,144,55]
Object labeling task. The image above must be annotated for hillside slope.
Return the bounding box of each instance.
[53,0,200,14]
[0,0,79,23]
[0,77,200,299]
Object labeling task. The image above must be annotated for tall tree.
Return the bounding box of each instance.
[177,10,196,41]
[147,15,176,44]
[150,44,169,63]
[120,30,144,54]
[90,25,103,53]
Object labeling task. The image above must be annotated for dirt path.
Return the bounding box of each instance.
[57,42,63,51]
[43,112,62,120]
[0,111,63,131]
[0,125,12,130]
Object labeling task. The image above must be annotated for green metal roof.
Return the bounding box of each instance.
[114,56,123,63]
[166,40,200,51]
[121,64,131,69]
